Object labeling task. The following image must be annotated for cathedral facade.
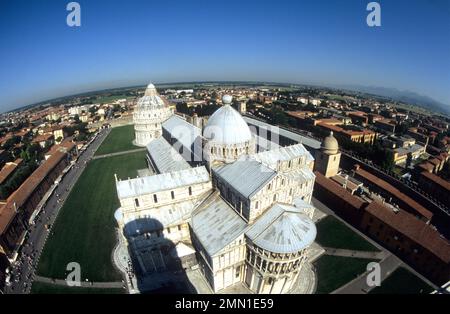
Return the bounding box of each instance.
[115,83,318,294]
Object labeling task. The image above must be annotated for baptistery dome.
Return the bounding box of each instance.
[133,83,173,147]
[203,95,255,165]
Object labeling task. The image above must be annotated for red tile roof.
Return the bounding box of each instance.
[365,201,450,263]
[420,171,450,192]
[314,171,365,209]
[0,159,23,185]
[355,168,433,221]
[32,133,54,143]
[0,146,73,234]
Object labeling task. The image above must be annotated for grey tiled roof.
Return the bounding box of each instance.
[116,166,210,199]
[147,137,191,174]
[190,192,247,256]
[213,160,276,199]
[245,203,316,254]
[248,143,314,170]
[243,116,321,149]
[162,115,202,152]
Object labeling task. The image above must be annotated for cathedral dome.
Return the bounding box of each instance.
[203,95,252,145]
[321,131,339,154]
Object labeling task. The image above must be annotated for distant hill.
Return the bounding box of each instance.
[333,84,450,115]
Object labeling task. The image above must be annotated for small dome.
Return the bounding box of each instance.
[322,131,339,154]
[203,103,252,145]
[144,82,158,97]
[222,94,233,105]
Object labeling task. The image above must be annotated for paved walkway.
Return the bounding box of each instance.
[92,147,146,160]
[332,254,402,294]
[323,247,387,260]
[33,275,124,289]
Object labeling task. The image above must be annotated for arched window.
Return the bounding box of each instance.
[134,198,140,207]
[188,187,192,196]
[171,191,175,199]
[153,194,158,203]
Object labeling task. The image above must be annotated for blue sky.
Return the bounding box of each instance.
[0,0,449,111]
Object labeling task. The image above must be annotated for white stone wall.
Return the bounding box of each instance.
[211,235,246,292]
[133,106,173,146]
[119,181,212,215]
[204,137,256,166]
[244,242,309,294]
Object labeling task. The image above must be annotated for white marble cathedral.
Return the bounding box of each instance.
[115,83,318,294]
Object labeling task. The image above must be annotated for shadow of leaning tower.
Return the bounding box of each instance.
[122,218,196,294]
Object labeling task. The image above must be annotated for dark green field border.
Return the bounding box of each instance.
[314,255,378,294]
[369,267,434,294]
[316,215,379,252]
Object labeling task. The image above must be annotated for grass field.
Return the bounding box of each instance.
[369,267,434,294]
[315,216,379,252]
[314,255,376,294]
[94,124,137,156]
[37,151,147,282]
[31,282,125,294]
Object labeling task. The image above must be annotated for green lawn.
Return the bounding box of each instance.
[314,255,376,294]
[31,282,125,294]
[369,267,434,294]
[94,124,137,156]
[316,216,379,252]
[37,151,147,282]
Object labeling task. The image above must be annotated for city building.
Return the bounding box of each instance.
[0,141,77,262]
[352,165,433,222]
[317,123,377,145]
[417,171,450,208]
[392,143,426,165]
[374,119,396,134]
[314,172,450,285]
[114,87,319,294]
[0,159,23,186]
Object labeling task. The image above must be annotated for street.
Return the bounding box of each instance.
[5,128,111,294]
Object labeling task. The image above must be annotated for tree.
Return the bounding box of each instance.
[406,152,413,169]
